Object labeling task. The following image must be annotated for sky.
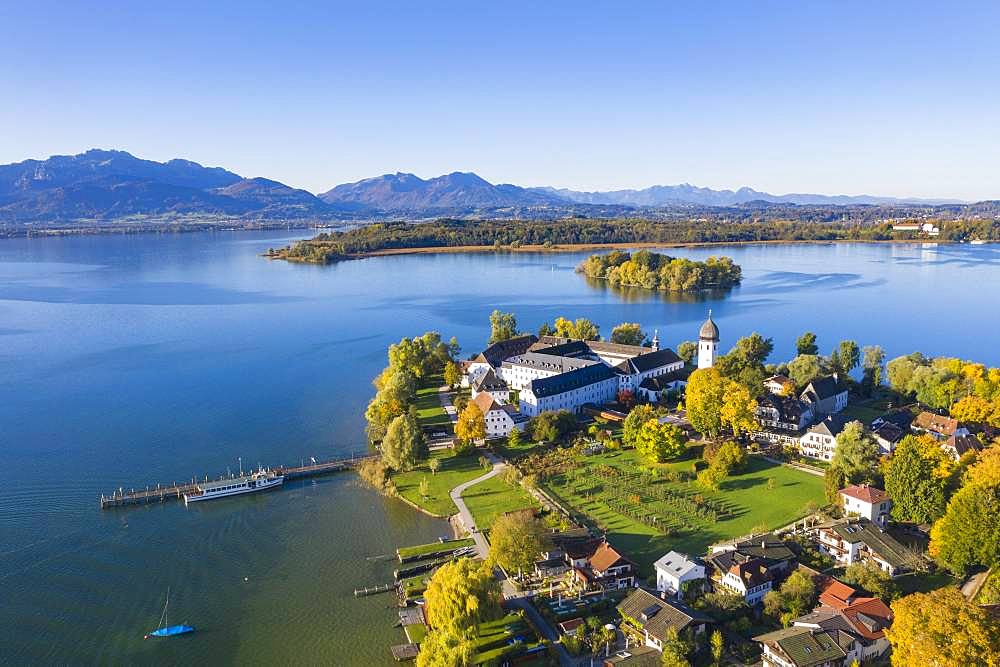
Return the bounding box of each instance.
[2,2,999,200]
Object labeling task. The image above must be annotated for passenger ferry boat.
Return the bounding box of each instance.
[183,468,284,504]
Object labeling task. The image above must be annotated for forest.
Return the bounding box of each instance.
[576,249,741,291]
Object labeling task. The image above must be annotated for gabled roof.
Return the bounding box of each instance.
[817,577,858,610]
[653,551,703,578]
[478,334,538,367]
[801,375,847,402]
[503,351,597,373]
[639,368,691,391]
[471,368,507,392]
[758,392,809,421]
[472,392,503,414]
[806,414,851,439]
[729,558,773,589]
[872,422,906,444]
[589,541,634,573]
[944,434,982,457]
[617,588,712,643]
[912,411,959,436]
[535,335,651,358]
[825,519,913,570]
[753,627,847,667]
[629,348,682,373]
[872,409,914,430]
[840,597,893,641]
[529,339,593,358]
[527,363,617,398]
[840,484,890,505]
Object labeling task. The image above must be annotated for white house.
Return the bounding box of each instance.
[814,519,913,576]
[799,414,850,461]
[799,375,849,419]
[697,312,719,370]
[519,364,619,418]
[718,558,773,605]
[654,551,705,599]
[470,368,510,402]
[472,393,526,439]
[839,484,892,528]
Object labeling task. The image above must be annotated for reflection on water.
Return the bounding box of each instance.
[580,275,736,303]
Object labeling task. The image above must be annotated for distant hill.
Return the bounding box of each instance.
[0,149,981,227]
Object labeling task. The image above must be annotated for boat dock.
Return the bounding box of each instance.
[99,454,376,509]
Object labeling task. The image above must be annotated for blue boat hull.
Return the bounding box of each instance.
[147,625,195,638]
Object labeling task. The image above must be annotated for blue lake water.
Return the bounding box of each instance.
[1,232,999,663]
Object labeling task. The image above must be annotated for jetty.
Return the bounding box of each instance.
[99,453,376,509]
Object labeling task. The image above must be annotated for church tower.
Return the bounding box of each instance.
[651,329,660,352]
[698,311,719,369]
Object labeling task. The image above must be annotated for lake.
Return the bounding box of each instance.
[1,232,999,663]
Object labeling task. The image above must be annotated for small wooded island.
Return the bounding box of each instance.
[576,250,741,291]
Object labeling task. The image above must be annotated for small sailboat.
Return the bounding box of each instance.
[144,588,195,639]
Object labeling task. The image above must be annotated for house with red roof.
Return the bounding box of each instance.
[839,484,892,528]
[570,540,636,590]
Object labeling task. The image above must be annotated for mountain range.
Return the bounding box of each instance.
[0,149,970,225]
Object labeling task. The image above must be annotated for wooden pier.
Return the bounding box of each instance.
[99,454,376,509]
[354,582,396,597]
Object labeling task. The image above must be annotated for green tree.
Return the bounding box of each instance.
[884,435,953,523]
[677,340,697,365]
[660,627,692,667]
[830,421,879,485]
[796,331,819,356]
[622,404,657,448]
[488,509,552,577]
[710,629,724,666]
[553,316,600,341]
[443,361,461,389]
[419,477,430,498]
[930,476,1000,576]
[884,588,1000,666]
[415,629,476,667]
[528,410,577,442]
[862,345,886,391]
[423,558,501,634]
[833,339,861,375]
[489,310,518,343]
[634,419,687,463]
[707,441,748,474]
[381,412,426,471]
[455,402,486,444]
[697,464,728,491]
[787,354,825,388]
[429,457,442,475]
[842,561,896,601]
[763,569,817,625]
[610,322,646,346]
[506,426,523,450]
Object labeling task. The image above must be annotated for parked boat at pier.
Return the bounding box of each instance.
[183,468,284,504]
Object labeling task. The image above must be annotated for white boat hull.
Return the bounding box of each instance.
[184,475,284,504]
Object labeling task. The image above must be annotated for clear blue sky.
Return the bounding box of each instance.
[2,2,999,199]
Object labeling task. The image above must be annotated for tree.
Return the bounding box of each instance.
[706,441,748,474]
[429,457,442,475]
[506,426,523,450]
[929,475,1000,576]
[884,588,1000,666]
[787,354,825,388]
[489,310,518,343]
[537,322,555,337]
[423,558,501,635]
[796,332,819,356]
[634,419,687,463]
[764,569,817,625]
[719,381,758,437]
[697,464,727,491]
[842,561,895,600]
[528,410,577,442]
[834,340,861,375]
[416,629,476,667]
[677,340,697,365]
[455,402,486,444]
[553,316,600,341]
[715,332,773,393]
[365,368,417,441]
[610,322,646,346]
[381,413,426,471]
[686,368,727,437]
[710,629,724,666]
[622,404,657,449]
[883,435,953,523]
[443,361,461,389]
[419,477,430,498]
[950,395,994,424]
[862,345,885,392]
[488,509,552,577]
[830,421,879,485]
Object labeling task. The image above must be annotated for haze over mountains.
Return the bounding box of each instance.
[0,149,971,225]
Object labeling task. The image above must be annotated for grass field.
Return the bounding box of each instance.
[414,374,452,430]
[544,449,825,572]
[461,474,539,528]
[393,450,485,516]
[397,538,475,561]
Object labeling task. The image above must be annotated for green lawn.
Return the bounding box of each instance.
[461,474,540,528]
[471,613,541,665]
[397,537,475,561]
[415,374,452,430]
[895,570,960,597]
[393,450,485,516]
[543,449,825,572]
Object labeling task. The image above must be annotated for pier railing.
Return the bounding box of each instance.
[99,452,376,509]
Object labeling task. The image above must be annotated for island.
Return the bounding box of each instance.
[354,309,1000,666]
[576,249,742,291]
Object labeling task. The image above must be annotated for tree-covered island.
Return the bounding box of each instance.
[576,249,741,291]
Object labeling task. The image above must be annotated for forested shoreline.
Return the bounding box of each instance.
[265,217,1000,264]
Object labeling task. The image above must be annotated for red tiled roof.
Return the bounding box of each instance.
[589,541,632,573]
[913,411,959,436]
[817,577,858,610]
[472,392,501,414]
[558,617,585,633]
[839,484,889,505]
[840,597,893,641]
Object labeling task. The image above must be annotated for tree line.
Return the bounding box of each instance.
[577,249,741,291]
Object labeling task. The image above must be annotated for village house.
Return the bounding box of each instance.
[705,534,800,605]
[941,433,983,460]
[839,484,892,529]
[754,626,849,667]
[910,411,968,440]
[472,392,527,439]
[717,557,773,604]
[764,374,796,396]
[570,540,637,591]
[499,351,598,391]
[653,551,705,599]
[871,421,906,454]
[799,414,851,461]
[812,518,915,576]
[616,588,713,653]
[469,368,510,402]
[757,392,814,433]
[802,577,895,663]
[799,375,849,419]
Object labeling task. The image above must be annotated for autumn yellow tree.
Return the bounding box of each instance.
[415,629,476,667]
[423,558,501,635]
[884,588,1000,666]
[720,381,758,437]
[455,402,486,444]
[686,368,727,437]
[488,509,552,578]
